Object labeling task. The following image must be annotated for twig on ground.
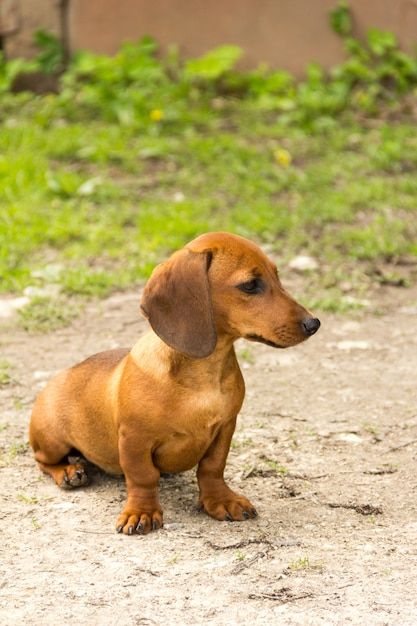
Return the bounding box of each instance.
[248,587,313,603]
[206,537,273,550]
[249,581,356,604]
[206,536,300,551]
[325,502,383,516]
[231,547,272,574]
[135,568,160,577]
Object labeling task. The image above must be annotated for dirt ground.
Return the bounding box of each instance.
[1,280,417,626]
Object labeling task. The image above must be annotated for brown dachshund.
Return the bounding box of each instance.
[29,232,320,535]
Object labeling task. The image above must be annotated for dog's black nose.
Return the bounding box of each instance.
[301,317,321,336]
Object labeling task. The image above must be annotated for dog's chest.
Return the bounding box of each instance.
[153,387,238,473]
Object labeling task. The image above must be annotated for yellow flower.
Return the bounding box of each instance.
[274,148,292,167]
[149,109,164,122]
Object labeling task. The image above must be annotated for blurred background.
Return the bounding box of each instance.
[0,0,416,329]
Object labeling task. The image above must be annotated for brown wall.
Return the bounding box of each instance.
[3,0,60,59]
[4,0,417,75]
[68,0,417,75]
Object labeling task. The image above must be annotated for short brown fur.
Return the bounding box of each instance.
[29,232,320,534]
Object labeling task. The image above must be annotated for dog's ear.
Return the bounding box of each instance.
[140,249,217,358]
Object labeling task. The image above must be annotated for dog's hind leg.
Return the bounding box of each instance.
[30,414,89,490]
[36,457,89,489]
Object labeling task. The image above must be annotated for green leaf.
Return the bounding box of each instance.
[184,45,243,80]
[33,29,64,74]
[367,29,397,56]
[330,1,352,37]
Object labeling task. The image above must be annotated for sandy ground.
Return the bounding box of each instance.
[1,282,417,626]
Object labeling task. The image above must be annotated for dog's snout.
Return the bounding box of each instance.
[301,317,321,336]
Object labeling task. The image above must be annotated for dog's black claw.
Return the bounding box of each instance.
[250,508,258,517]
[197,504,204,512]
[128,525,134,535]
[152,520,159,531]
[225,514,233,522]
[116,525,124,533]
[243,511,250,520]
[136,522,144,533]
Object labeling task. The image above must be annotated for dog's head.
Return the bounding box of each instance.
[141,232,320,358]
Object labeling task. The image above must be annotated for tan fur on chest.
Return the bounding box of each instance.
[152,390,239,473]
[127,335,244,473]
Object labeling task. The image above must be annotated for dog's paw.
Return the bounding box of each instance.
[199,491,258,522]
[115,507,163,536]
[60,463,89,489]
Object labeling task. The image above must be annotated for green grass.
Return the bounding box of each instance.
[17,296,81,332]
[17,492,39,505]
[287,555,324,573]
[0,361,11,386]
[1,31,416,311]
[1,112,416,299]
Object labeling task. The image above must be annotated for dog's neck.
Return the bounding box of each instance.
[130,330,239,386]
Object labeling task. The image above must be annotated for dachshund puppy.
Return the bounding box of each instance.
[30,232,320,534]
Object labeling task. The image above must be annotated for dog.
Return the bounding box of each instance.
[29,232,320,535]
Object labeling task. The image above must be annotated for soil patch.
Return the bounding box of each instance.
[1,284,417,625]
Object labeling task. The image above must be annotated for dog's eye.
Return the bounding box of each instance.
[237,278,264,294]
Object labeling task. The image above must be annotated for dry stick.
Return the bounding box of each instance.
[248,590,314,603]
[207,536,299,576]
[248,581,356,603]
[134,568,160,577]
[206,536,300,551]
[292,493,383,516]
[232,545,274,575]
[324,502,383,515]
[206,537,274,551]
[245,468,385,482]
[364,468,397,475]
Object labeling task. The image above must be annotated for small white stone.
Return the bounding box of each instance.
[173,191,185,203]
[335,340,370,351]
[0,296,30,318]
[50,502,75,511]
[77,176,102,196]
[335,433,363,444]
[288,255,319,271]
[33,370,53,380]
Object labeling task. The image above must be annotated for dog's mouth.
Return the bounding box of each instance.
[245,334,284,349]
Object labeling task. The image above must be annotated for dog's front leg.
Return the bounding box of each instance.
[116,430,163,535]
[197,418,258,522]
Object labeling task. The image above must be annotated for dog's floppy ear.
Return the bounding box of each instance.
[140,249,217,358]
